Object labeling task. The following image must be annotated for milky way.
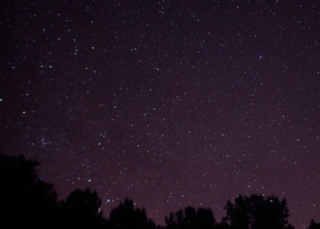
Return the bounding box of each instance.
[1,1,320,228]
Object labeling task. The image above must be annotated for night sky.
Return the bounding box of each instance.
[1,0,320,228]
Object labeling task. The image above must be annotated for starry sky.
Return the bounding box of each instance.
[1,0,320,228]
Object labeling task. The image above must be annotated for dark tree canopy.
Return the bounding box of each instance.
[0,153,57,228]
[224,194,294,229]
[0,153,311,229]
[0,153,106,228]
[108,198,156,229]
[165,206,216,229]
[307,219,320,229]
[58,188,105,228]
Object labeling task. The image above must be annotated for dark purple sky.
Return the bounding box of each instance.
[1,1,320,228]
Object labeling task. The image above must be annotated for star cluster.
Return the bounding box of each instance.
[1,1,320,228]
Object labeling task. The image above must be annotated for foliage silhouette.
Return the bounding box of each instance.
[307,219,320,229]
[0,153,58,228]
[0,152,315,229]
[58,188,106,228]
[214,221,232,229]
[165,206,216,229]
[223,194,294,229]
[108,198,156,229]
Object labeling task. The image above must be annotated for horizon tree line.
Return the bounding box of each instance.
[0,152,319,229]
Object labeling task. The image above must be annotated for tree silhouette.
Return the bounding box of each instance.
[224,195,250,229]
[165,206,216,229]
[58,188,106,228]
[215,221,232,229]
[0,153,57,228]
[1,152,315,229]
[307,219,320,229]
[223,194,294,229]
[108,198,156,229]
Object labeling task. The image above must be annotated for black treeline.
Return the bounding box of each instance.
[0,153,319,229]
